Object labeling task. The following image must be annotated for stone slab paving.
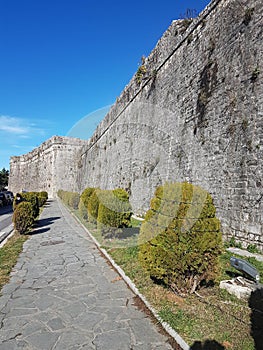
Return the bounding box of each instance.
[0,199,175,350]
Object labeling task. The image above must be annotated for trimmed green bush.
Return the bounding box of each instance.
[87,189,100,224]
[68,192,80,209]
[97,188,132,237]
[37,191,48,207]
[57,190,80,209]
[78,198,88,220]
[21,192,39,218]
[78,188,95,220]
[80,188,95,207]
[12,201,34,234]
[138,182,222,295]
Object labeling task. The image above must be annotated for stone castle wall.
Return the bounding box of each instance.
[9,0,263,249]
[9,136,86,197]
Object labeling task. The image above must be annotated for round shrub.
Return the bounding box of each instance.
[12,201,34,234]
[138,182,222,295]
[97,188,132,238]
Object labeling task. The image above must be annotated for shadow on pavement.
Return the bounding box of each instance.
[29,216,61,235]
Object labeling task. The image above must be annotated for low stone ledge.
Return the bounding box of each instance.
[220,277,261,300]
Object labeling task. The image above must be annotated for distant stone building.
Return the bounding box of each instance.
[9,136,86,197]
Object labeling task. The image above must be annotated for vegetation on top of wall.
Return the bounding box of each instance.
[180,8,196,31]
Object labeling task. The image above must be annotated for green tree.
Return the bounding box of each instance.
[0,168,9,190]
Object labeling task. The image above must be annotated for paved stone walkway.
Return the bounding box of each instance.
[0,199,175,350]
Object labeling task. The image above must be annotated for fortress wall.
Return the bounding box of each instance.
[9,0,263,249]
[78,0,263,248]
[9,136,86,197]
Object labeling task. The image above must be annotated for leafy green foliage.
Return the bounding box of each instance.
[136,65,147,84]
[13,191,47,213]
[12,202,34,234]
[225,236,243,249]
[78,188,95,220]
[78,198,88,220]
[21,192,39,218]
[68,192,80,209]
[80,188,95,207]
[247,244,261,254]
[97,188,132,238]
[0,168,9,190]
[87,189,100,224]
[138,182,222,295]
[37,191,48,207]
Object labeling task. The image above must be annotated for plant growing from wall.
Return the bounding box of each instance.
[180,8,196,31]
[251,67,260,82]
[187,34,193,44]
[138,182,222,296]
[243,7,254,26]
[136,65,147,85]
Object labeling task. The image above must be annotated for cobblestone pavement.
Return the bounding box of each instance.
[0,199,175,350]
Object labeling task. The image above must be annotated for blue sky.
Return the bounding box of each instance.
[0,0,211,170]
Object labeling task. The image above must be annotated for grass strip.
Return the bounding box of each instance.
[0,232,28,293]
